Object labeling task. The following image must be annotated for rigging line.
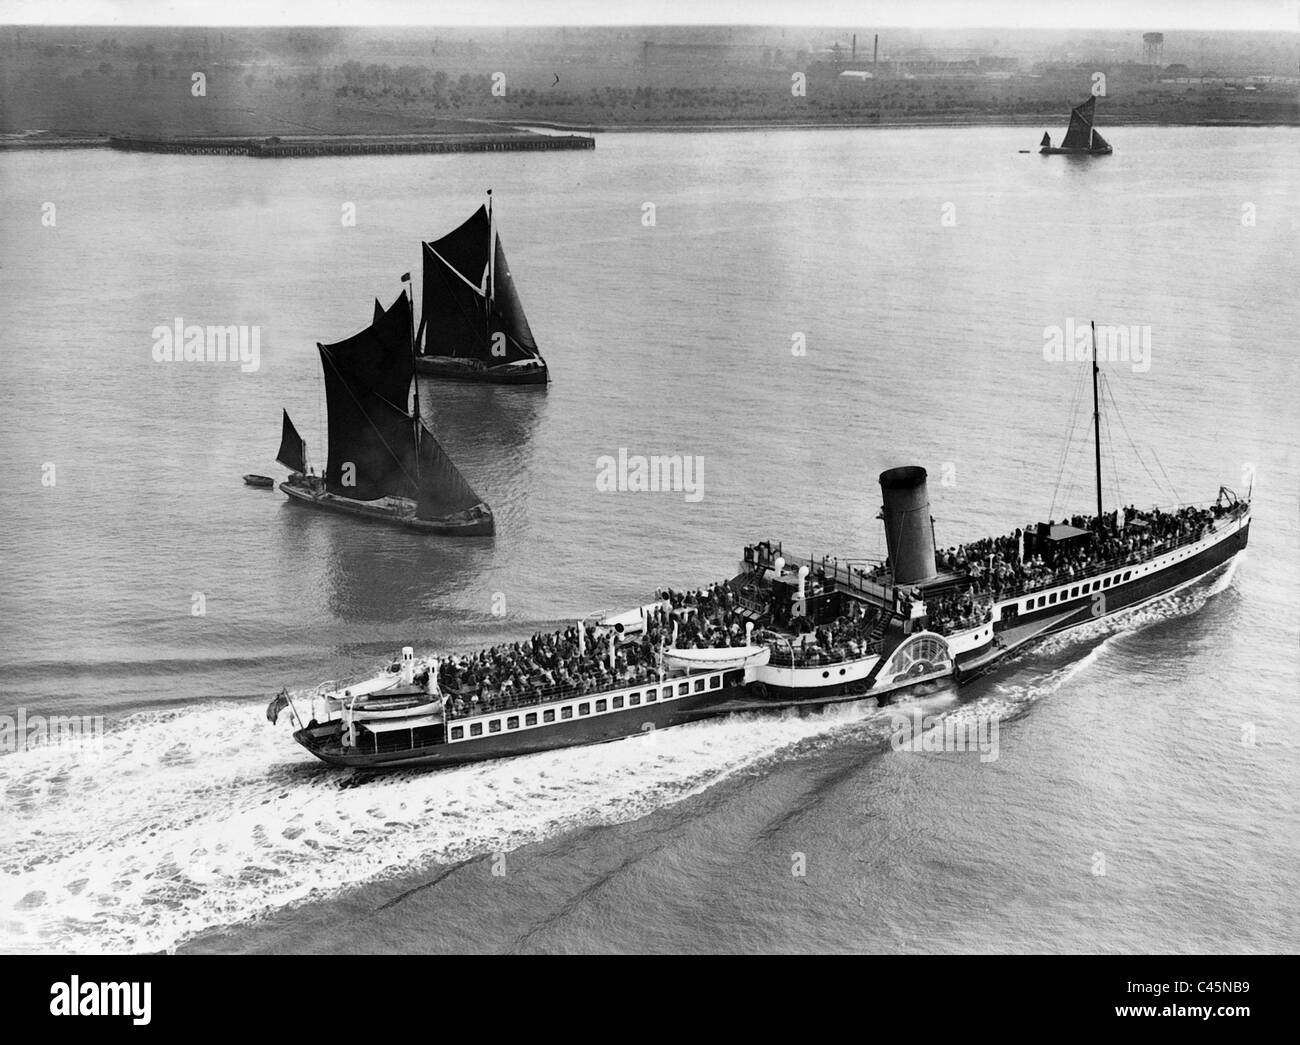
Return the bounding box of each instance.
[1102,369,1185,504]
[427,249,488,358]
[1105,370,1183,504]
[1048,362,1090,520]
[317,346,421,494]
[428,245,488,297]
[1101,404,1123,513]
[1048,367,1082,519]
[1102,373,1180,506]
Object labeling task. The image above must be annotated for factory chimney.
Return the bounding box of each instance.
[873,33,879,70]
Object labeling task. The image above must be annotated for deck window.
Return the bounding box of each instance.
[489,720,502,733]
[630,692,641,706]
[525,713,537,727]
[543,709,555,723]
[1049,592,1057,604]
[646,690,657,703]
[710,675,721,689]
[595,699,607,713]
[1123,571,1132,581]
[694,679,705,693]
[613,695,624,709]
[507,716,519,730]
[561,706,573,720]
[579,702,590,716]
[1024,600,1033,612]
[1037,596,1046,608]
[451,726,464,741]
[470,723,483,737]
[1071,587,1079,598]
[677,683,689,696]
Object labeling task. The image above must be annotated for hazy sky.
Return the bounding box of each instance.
[1,0,1296,31]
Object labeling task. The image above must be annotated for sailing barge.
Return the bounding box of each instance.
[277,289,494,536]
[268,327,1249,769]
[1040,95,1113,156]
[415,194,549,385]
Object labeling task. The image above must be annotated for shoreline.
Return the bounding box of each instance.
[1,115,1294,152]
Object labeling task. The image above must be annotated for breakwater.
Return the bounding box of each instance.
[107,133,595,158]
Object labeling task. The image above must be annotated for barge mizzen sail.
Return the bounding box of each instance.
[276,409,307,474]
[417,195,549,384]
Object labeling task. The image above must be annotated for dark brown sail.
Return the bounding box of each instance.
[1060,96,1096,150]
[317,292,418,501]
[489,234,540,363]
[421,203,543,368]
[276,409,307,473]
[415,423,486,520]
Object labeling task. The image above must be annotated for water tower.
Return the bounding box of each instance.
[1142,32,1164,79]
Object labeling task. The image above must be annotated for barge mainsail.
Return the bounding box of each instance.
[415,192,550,385]
[268,323,1250,769]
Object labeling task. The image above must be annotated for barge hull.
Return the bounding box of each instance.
[279,482,493,536]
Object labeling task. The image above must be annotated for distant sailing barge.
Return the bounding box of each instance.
[415,193,549,385]
[277,289,494,536]
[1040,95,1113,156]
[269,325,1249,768]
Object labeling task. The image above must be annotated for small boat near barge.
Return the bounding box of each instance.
[1040,95,1113,156]
[243,473,274,488]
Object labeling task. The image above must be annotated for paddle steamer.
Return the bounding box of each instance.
[269,325,1249,769]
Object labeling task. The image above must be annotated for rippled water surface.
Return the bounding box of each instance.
[0,126,1296,952]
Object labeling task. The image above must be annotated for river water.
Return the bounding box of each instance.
[0,126,1296,953]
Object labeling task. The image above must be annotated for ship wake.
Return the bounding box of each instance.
[0,694,882,954]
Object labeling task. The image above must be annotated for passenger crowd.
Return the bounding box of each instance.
[934,504,1224,601]
[766,606,881,665]
[430,503,1233,718]
[437,581,756,719]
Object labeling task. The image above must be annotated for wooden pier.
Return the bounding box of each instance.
[108,133,594,158]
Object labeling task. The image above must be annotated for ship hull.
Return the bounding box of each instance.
[295,679,746,769]
[415,355,549,385]
[279,482,494,536]
[1040,147,1112,155]
[284,512,1249,772]
[956,515,1249,680]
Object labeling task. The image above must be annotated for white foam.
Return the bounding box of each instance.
[0,695,888,954]
[0,560,1240,954]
